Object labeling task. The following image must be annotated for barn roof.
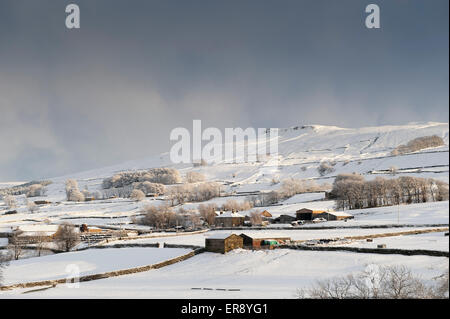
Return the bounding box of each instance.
[206,233,236,240]
[215,211,244,218]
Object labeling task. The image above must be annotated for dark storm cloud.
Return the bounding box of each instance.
[0,0,448,180]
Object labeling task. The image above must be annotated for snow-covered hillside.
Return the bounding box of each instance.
[0,122,448,299]
[0,122,448,233]
[4,121,447,201]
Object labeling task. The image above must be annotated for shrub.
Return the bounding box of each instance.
[130,189,145,201]
[317,161,336,176]
[3,195,17,208]
[186,172,206,183]
[392,135,445,155]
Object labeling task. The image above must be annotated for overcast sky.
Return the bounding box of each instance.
[0,0,448,181]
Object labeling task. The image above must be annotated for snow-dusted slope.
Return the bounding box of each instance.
[0,121,447,202]
[37,122,448,200]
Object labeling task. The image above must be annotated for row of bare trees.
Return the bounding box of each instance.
[135,204,202,229]
[297,265,449,299]
[330,174,449,210]
[391,135,445,156]
[102,168,182,189]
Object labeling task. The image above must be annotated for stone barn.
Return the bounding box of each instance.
[214,211,245,227]
[296,208,327,221]
[315,211,354,221]
[239,233,291,249]
[205,233,243,253]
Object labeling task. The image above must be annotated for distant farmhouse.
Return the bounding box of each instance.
[296,208,353,221]
[215,211,245,227]
[205,233,243,253]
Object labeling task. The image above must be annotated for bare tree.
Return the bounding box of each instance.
[186,171,206,183]
[130,189,145,201]
[3,195,17,209]
[54,223,80,252]
[26,184,45,197]
[249,211,263,225]
[198,203,217,226]
[65,179,85,202]
[0,251,10,286]
[34,231,48,257]
[317,161,335,176]
[138,204,175,229]
[27,201,39,213]
[221,199,253,212]
[8,231,24,260]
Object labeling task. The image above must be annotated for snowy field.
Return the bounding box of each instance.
[338,232,449,252]
[2,249,447,298]
[1,247,191,286]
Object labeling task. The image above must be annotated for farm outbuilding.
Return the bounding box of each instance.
[214,211,245,227]
[315,211,354,221]
[205,233,244,253]
[239,233,291,249]
[296,208,328,221]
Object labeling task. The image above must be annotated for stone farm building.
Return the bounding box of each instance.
[205,233,243,253]
[316,211,354,221]
[215,211,245,227]
[296,208,353,221]
[239,233,291,249]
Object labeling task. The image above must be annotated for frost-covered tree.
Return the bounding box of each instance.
[65,179,85,202]
[186,172,206,183]
[130,189,145,201]
[27,201,39,213]
[26,184,45,197]
[198,203,217,226]
[317,161,336,176]
[3,195,17,208]
[54,223,80,252]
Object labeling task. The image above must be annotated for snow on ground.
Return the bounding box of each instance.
[1,247,191,285]
[3,249,447,298]
[338,232,449,252]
